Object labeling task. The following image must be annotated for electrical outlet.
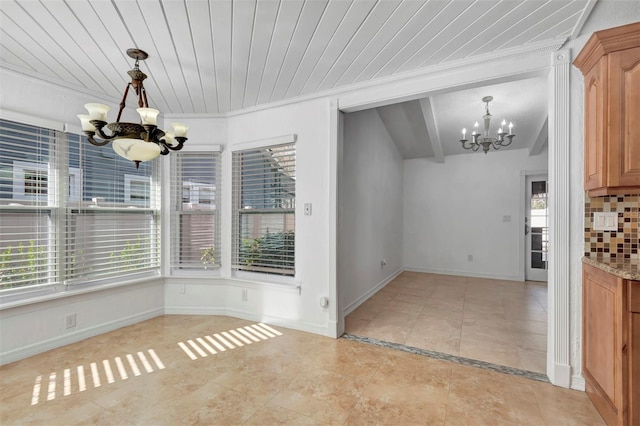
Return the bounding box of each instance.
[380,259,387,269]
[467,254,474,262]
[65,314,77,329]
[241,289,248,302]
[593,212,618,231]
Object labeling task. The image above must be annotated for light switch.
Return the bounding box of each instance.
[304,203,312,216]
[593,212,618,231]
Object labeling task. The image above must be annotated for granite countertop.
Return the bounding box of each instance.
[582,256,640,280]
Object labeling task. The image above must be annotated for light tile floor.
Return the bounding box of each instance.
[0,315,603,425]
[345,272,549,373]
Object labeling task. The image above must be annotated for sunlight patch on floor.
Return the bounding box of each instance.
[177,323,283,360]
[29,349,165,405]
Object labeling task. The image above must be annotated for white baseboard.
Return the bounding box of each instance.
[343,267,404,316]
[571,375,586,391]
[0,307,163,365]
[164,306,328,336]
[404,266,522,282]
[547,361,572,388]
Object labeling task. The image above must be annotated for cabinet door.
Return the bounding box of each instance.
[584,58,607,191]
[583,264,626,425]
[608,47,640,188]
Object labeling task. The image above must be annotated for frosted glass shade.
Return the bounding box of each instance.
[161,131,176,145]
[84,103,110,121]
[172,123,189,137]
[112,138,161,162]
[77,114,96,132]
[137,108,160,125]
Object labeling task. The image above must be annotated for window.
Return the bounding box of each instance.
[0,118,160,293]
[232,142,295,276]
[65,133,159,284]
[0,120,57,290]
[170,152,221,271]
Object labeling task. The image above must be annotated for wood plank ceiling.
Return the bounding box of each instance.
[0,0,596,116]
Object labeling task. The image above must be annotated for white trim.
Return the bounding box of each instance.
[329,99,342,338]
[343,267,404,316]
[162,306,327,336]
[571,375,586,391]
[338,49,554,113]
[178,144,222,153]
[547,49,572,388]
[570,0,598,40]
[224,37,567,118]
[0,307,163,365]
[229,134,297,152]
[0,108,64,131]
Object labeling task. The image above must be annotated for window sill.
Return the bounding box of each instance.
[228,271,300,291]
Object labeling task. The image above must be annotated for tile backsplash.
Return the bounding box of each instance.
[584,194,639,260]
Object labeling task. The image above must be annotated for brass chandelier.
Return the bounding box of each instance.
[459,96,515,154]
[77,48,188,168]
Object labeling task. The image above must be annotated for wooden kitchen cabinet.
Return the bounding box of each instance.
[573,22,640,197]
[582,262,640,425]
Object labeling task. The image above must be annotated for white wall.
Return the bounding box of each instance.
[339,109,404,313]
[164,98,335,335]
[0,280,164,364]
[404,148,548,280]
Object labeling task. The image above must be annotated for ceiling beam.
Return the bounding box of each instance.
[529,116,548,156]
[419,97,445,163]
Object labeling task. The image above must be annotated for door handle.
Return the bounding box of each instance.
[525,224,530,235]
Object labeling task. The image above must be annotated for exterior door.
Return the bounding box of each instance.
[525,175,548,282]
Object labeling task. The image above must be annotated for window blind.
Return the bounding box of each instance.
[170,152,221,271]
[64,133,160,284]
[231,142,295,276]
[0,119,58,289]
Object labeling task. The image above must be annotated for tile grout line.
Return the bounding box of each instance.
[342,333,549,383]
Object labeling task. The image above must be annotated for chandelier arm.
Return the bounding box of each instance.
[505,135,515,146]
[115,83,132,123]
[460,139,473,150]
[85,132,111,146]
[472,144,480,152]
[140,87,149,109]
[90,121,120,141]
[163,137,187,151]
[158,143,170,156]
